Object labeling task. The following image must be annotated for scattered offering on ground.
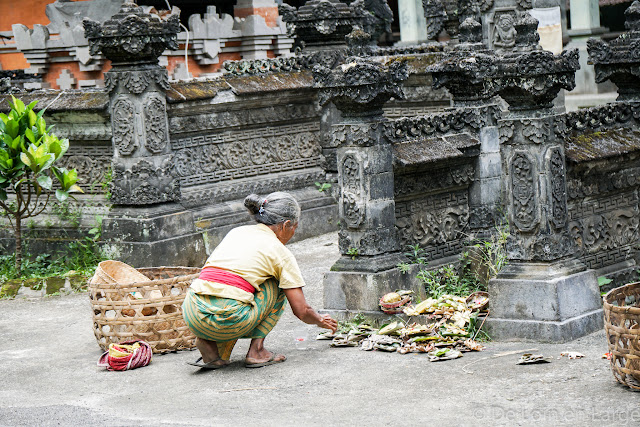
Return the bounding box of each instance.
[560,351,585,359]
[516,353,552,365]
[319,292,488,361]
[379,290,413,314]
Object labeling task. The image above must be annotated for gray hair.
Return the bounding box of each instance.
[244,192,301,226]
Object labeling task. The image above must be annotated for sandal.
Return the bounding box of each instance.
[187,357,228,370]
[245,353,286,368]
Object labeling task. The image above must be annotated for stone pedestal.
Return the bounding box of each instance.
[322,265,426,317]
[486,261,603,341]
[101,205,206,267]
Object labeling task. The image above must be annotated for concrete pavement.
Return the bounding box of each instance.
[0,232,638,426]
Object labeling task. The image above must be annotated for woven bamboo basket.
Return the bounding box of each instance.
[89,264,200,354]
[603,282,640,391]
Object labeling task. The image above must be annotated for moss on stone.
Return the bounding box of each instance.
[0,279,23,299]
[566,128,640,163]
[68,275,89,292]
[45,277,66,295]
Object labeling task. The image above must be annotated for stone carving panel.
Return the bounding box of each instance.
[180,170,325,208]
[111,158,179,205]
[568,191,639,269]
[144,96,167,154]
[385,106,499,143]
[169,104,319,134]
[510,152,538,231]
[173,127,321,187]
[111,98,136,156]
[340,153,365,229]
[394,164,475,199]
[395,191,469,259]
[549,148,568,229]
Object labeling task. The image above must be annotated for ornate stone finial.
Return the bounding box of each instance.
[346,27,376,56]
[458,17,483,45]
[429,8,579,111]
[83,1,180,65]
[587,1,640,100]
[625,0,640,31]
[422,0,447,40]
[514,10,541,50]
[283,0,364,49]
[313,58,408,116]
[350,0,394,41]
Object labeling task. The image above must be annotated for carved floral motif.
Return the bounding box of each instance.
[511,153,538,231]
[144,97,167,154]
[112,98,136,156]
[549,148,567,229]
[111,158,179,205]
[341,153,365,228]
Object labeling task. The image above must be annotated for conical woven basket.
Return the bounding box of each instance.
[603,282,640,391]
[89,265,200,354]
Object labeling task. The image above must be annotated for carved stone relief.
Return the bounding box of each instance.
[111,158,179,205]
[341,152,365,229]
[395,190,469,259]
[510,152,538,231]
[173,128,321,187]
[111,98,136,156]
[105,69,170,94]
[394,164,475,199]
[548,148,568,229]
[492,12,517,49]
[144,96,167,154]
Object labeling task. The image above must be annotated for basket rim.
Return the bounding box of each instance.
[603,281,640,315]
[89,269,200,288]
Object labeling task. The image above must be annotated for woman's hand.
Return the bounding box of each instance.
[318,314,338,333]
[283,287,338,333]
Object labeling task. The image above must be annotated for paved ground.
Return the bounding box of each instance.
[1,232,639,426]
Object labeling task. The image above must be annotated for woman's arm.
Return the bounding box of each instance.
[283,287,338,333]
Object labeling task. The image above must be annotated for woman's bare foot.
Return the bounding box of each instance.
[195,337,230,366]
[245,337,286,365]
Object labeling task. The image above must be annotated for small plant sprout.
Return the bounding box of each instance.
[315,181,332,193]
[347,247,359,260]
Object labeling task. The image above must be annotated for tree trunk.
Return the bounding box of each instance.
[15,216,22,275]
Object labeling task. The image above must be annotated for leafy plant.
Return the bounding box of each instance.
[0,96,82,273]
[418,263,482,299]
[347,246,359,260]
[398,244,428,274]
[598,276,613,296]
[314,181,331,193]
[101,167,112,200]
[52,200,81,228]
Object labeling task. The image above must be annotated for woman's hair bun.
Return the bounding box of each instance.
[244,193,262,215]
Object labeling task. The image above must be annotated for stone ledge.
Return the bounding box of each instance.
[484,308,604,343]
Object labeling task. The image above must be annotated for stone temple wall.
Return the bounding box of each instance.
[562,103,640,286]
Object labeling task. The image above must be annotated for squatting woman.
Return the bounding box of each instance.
[182,191,338,369]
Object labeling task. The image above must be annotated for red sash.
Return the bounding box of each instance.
[199,267,256,294]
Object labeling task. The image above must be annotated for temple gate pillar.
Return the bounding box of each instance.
[486,12,603,341]
[83,1,207,266]
[313,58,424,317]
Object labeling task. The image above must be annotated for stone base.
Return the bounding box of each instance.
[323,264,426,312]
[101,203,207,267]
[487,263,603,342]
[485,309,604,343]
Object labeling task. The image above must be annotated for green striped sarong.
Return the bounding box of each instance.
[182,278,286,360]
